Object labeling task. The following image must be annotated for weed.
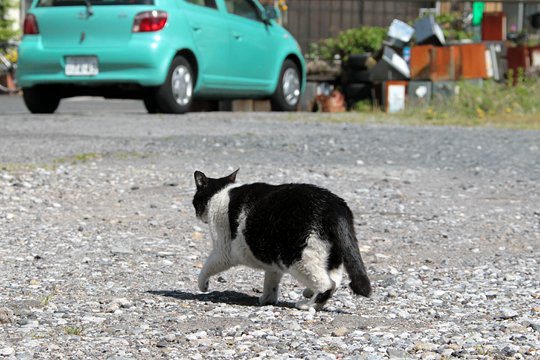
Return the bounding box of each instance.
[475,344,493,356]
[113,151,145,160]
[352,100,373,112]
[351,77,540,129]
[0,163,39,172]
[31,330,54,339]
[41,293,54,307]
[64,326,84,336]
[54,152,101,165]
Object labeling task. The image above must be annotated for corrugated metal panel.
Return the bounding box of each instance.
[429,46,461,81]
[410,45,434,80]
[459,43,489,79]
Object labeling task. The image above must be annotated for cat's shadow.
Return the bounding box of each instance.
[148,290,350,314]
[148,290,296,309]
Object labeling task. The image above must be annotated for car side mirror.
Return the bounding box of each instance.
[254,2,274,25]
[265,7,277,21]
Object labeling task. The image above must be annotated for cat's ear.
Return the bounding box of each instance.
[194,171,208,189]
[227,168,239,183]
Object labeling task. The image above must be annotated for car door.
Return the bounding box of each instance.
[223,0,275,91]
[182,0,231,89]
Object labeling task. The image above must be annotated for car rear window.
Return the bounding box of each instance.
[37,0,154,6]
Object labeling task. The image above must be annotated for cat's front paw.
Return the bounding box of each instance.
[198,277,209,292]
[259,293,279,306]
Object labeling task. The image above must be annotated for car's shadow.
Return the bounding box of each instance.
[148,290,297,309]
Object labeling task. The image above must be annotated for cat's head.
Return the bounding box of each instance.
[192,169,239,223]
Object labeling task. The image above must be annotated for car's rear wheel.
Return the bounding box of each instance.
[271,59,301,112]
[143,94,159,114]
[22,86,61,114]
[155,56,194,114]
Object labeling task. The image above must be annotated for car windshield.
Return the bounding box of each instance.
[37,0,154,6]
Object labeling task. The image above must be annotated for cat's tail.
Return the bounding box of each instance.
[335,215,372,297]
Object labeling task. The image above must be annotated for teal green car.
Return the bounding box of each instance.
[17,0,305,114]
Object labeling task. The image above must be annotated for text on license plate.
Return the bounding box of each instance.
[65,56,99,76]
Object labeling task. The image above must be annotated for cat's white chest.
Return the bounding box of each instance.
[208,186,235,246]
[208,186,278,271]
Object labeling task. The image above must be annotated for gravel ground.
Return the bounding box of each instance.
[0,112,539,359]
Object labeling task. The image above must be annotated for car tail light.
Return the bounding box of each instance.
[23,14,39,35]
[132,11,168,32]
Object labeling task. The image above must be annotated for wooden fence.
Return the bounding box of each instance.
[284,0,434,51]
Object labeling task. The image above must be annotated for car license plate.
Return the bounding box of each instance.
[65,56,99,76]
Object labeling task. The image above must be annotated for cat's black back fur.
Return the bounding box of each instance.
[229,183,349,269]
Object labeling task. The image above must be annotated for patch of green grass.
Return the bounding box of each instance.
[0,163,41,172]
[475,344,493,356]
[401,75,540,130]
[54,152,101,165]
[348,77,540,130]
[113,151,145,160]
[352,100,373,113]
[31,331,54,339]
[1,151,151,176]
[64,326,84,336]
[53,151,149,164]
[41,293,54,307]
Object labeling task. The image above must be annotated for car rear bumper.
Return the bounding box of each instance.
[16,35,174,88]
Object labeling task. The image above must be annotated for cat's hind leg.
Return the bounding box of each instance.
[290,261,336,311]
[328,265,344,294]
[288,235,337,310]
[259,270,283,306]
[302,260,343,300]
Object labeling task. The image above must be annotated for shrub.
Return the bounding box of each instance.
[434,12,472,41]
[308,26,386,61]
[0,0,19,42]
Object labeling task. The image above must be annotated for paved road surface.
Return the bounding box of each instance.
[0,95,146,114]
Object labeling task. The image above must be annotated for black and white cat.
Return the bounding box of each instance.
[192,169,371,311]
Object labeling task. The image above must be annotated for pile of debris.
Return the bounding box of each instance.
[343,15,506,112]
[305,13,540,113]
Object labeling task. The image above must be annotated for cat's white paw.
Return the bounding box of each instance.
[198,277,209,292]
[259,292,279,306]
[295,299,314,311]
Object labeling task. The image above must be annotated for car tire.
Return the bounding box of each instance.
[22,86,60,114]
[271,59,301,112]
[155,56,194,114]
[143,95,159,114]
